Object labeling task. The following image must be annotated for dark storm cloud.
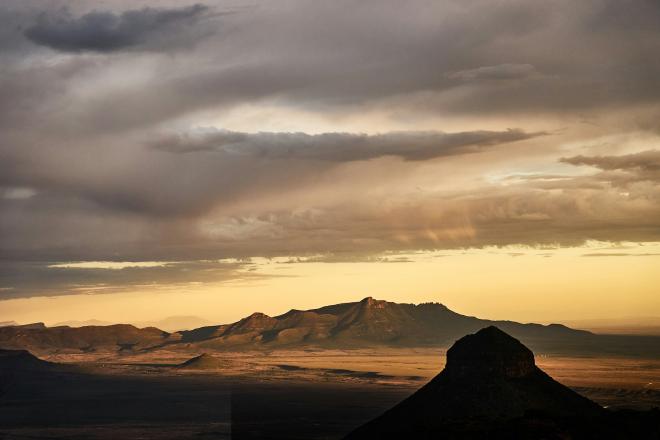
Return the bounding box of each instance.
[24,4,210,52]
[153,129,541,161]
[3,0,660,136]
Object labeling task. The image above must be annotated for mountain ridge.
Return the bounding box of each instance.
[2,297,660,358]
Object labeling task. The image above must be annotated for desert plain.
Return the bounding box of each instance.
[2,346,659,439]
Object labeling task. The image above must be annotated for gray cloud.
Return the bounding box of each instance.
[2,149,658,265]
[446,64,540,82]
[0,127,539,224]
[560,150,660,173]
[1,0,659,139]
[25,4,210,52]
[153,129,541,161]
[0,260,271,300]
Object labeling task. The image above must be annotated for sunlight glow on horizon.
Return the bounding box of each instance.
[2,242,659,328]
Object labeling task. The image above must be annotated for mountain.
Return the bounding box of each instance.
[0,324,174,355]
[345,327,660,439]
[1,322,46,330]
[52,316,212,331]
[0,321,18,328]
[177,353,226,370]
[137,316,213,332]
[2,298,660,357]
[178,297,597,353]
[53,319,113,327]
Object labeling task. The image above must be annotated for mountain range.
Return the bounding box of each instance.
[1,297,660,357]
[53,316,213,332]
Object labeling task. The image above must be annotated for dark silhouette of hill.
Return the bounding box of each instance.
[0,348,53,372]
[177,353,226,370]
[344,327,660,439]
[0,349,57,398]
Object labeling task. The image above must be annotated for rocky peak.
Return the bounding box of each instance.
[445,326,536,379]
[228,312,277,333]
[359,297,387,309]
[247,312,270,319]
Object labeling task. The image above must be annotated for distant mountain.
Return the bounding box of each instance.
[0,321,18,328]
[0,324,175,355]
[565,317,660,336]
[53,319,113,327]
[178,297,593,351]
[345,327,660,439]
[2,322,46,330]
[52,316,213,332]
[2,298,660,357]
[137,316,213,332]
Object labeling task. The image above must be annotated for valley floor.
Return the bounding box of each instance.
[1,349,659,439]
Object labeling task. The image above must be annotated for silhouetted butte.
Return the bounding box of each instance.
[345,326,659,439]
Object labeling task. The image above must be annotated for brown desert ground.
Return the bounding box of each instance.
[1,346,659,439]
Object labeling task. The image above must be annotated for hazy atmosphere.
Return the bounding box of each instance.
[2,0,660,326]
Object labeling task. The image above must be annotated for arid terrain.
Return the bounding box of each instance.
[46,346,660,399]
[2,298,659,439]
[1,345,659,439]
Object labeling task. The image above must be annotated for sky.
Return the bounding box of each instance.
[1,0,659,326]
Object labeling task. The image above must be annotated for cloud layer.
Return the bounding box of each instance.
[153,129,540,161]
[1,0,660,298]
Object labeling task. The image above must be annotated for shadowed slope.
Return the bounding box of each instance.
[0,349,57,398]
[345,327,660,439]
[177,353,226,370]
[0,349,54,372]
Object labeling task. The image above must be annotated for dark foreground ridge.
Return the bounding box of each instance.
[0,348,53,372]
[345,327,660,439]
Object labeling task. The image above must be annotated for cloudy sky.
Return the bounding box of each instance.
[1,0,659,325]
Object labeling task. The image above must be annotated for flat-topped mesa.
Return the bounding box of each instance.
[445,326,536,379]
